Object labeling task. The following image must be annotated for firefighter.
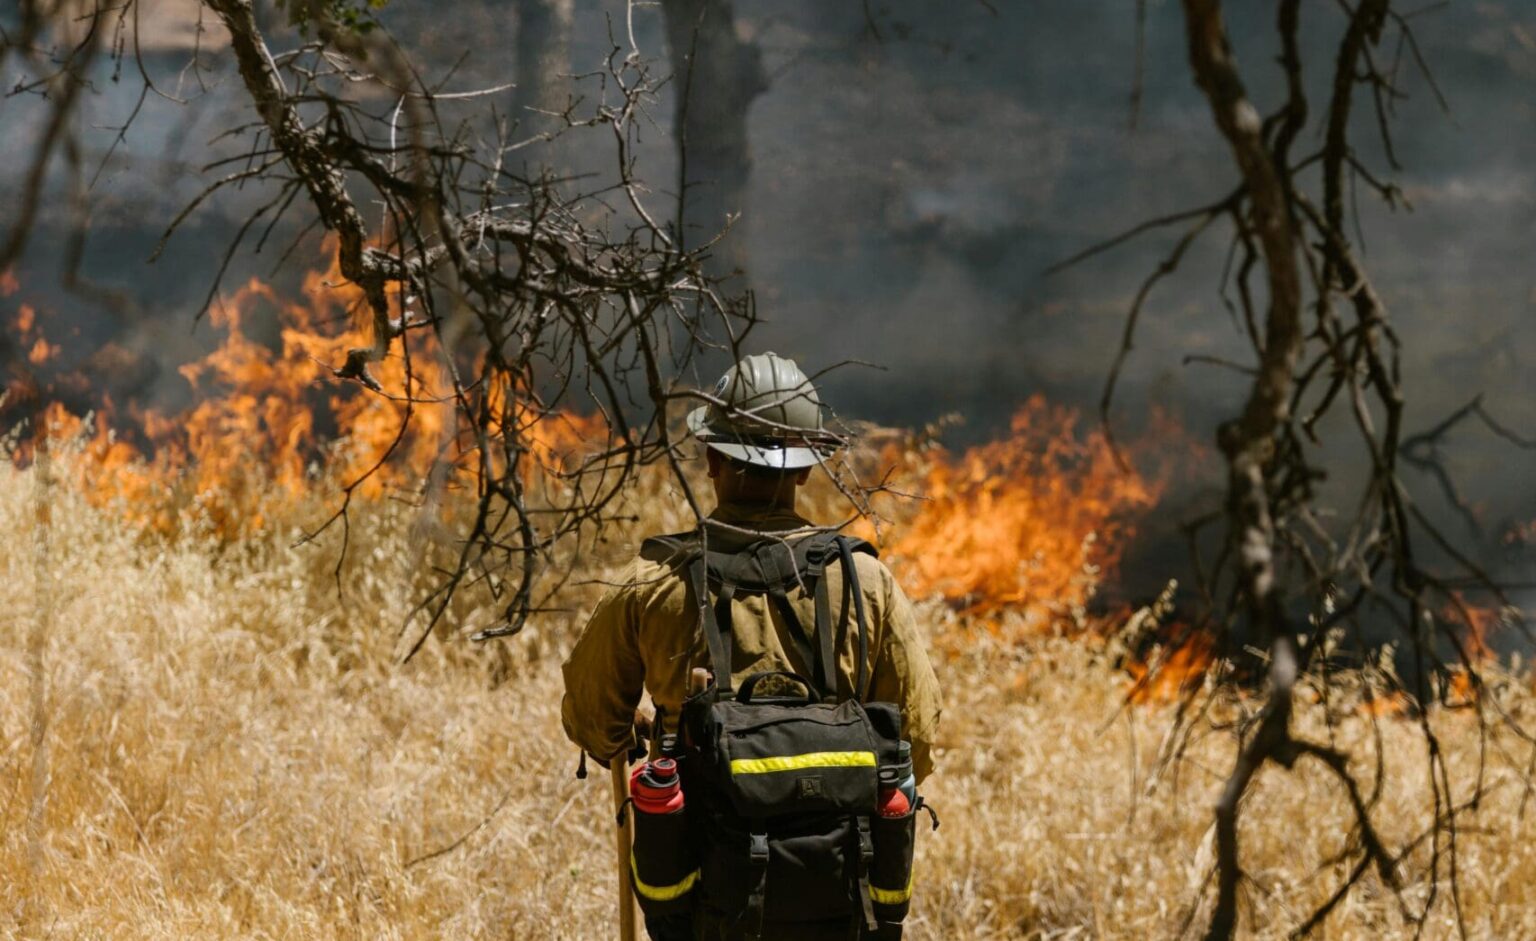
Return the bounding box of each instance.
[561,352,942,940]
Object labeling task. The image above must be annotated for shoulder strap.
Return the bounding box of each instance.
[740,543,821,692]
[803,536,840,700]
[640,532,699,570]
[802,534,879,702]
[811,563,837,698]
[668,529,878,702]
[643,531,733,694]
[686,552,735,697]
[837,536,875,701]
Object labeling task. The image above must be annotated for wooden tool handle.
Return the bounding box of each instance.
[611,757,638,941]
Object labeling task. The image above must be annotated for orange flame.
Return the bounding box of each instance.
[1502,518,1536,547]
[9,240,603,535]
[1127,632,1214,703]
[1438,593,1502,707]
[13,246,1185,662]
[27,336,58,365]
[1446,670,1479,707]
[1443,591,1500,666]
[1359,690,1412,718]
[884,396,1163,634]
[1458,598,1499,663]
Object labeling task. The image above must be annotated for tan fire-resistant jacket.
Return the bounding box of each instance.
[560,503,943,782]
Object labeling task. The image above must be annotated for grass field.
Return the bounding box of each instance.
[4,448,1535,940]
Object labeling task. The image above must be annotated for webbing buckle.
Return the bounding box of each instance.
[854,817,878,930]
[749,832,770,865]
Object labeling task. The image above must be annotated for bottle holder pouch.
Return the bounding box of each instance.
[868,804,918,927]
[630,808,700,918]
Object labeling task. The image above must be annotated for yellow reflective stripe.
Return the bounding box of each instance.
[729,751,877,775]
[630,852,700,902]
[869,871,915,905]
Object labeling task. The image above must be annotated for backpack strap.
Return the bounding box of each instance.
[646,531,745,696]
[811,567,838,699]
[768,587,819,681]
[647,529,877,702]
[801,534,879,702]
[639,532,698,568]
[713,578,739,693]
[758,542,821,686]
[687,553,734,697]
[743,831,770,939]
[804,537,840,700]
[854,816,878,932]
[834,537,876,701]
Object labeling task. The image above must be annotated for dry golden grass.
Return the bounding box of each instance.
[4,452,1536,940]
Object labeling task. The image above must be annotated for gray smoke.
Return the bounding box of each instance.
[3,0,1533,597]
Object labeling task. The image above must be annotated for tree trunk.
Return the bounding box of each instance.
[1180,1,1306,937]
[512,0,574,136]
[660,0,766,279]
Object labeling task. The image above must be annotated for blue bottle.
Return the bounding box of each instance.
[894,740,917,803]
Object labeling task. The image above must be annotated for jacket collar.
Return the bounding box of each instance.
[704,503,816,550]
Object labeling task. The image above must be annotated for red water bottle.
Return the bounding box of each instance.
[877,779,911,818]
[631,757,685,815]
[627,756,695,916]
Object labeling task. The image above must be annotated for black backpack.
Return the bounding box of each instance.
[630,530,922,940]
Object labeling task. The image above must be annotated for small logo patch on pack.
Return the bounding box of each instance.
[796,776,824,799]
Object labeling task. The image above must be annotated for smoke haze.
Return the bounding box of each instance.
[4,0,1534,590]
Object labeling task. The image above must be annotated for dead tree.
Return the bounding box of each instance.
[5,0,732,641]
[4,0,887,656]
[1,0,109,278]
[1069,1,1533,937]
[512,0,574,134]
[660,0,766,278]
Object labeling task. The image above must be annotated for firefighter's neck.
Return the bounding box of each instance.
[707,450,808,513]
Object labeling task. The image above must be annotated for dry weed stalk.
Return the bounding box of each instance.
[24,441,53,932]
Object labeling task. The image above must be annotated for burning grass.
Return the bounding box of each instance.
[6,248,607,542]
[879,397,1160,636]
[5,441,1536,940]
[3,259,1531,938]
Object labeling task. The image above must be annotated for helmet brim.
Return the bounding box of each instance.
[687,405,831,471]
[701,439,827,471]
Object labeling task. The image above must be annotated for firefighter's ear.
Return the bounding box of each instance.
[705,449,723,479]
[793,467,812,486]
